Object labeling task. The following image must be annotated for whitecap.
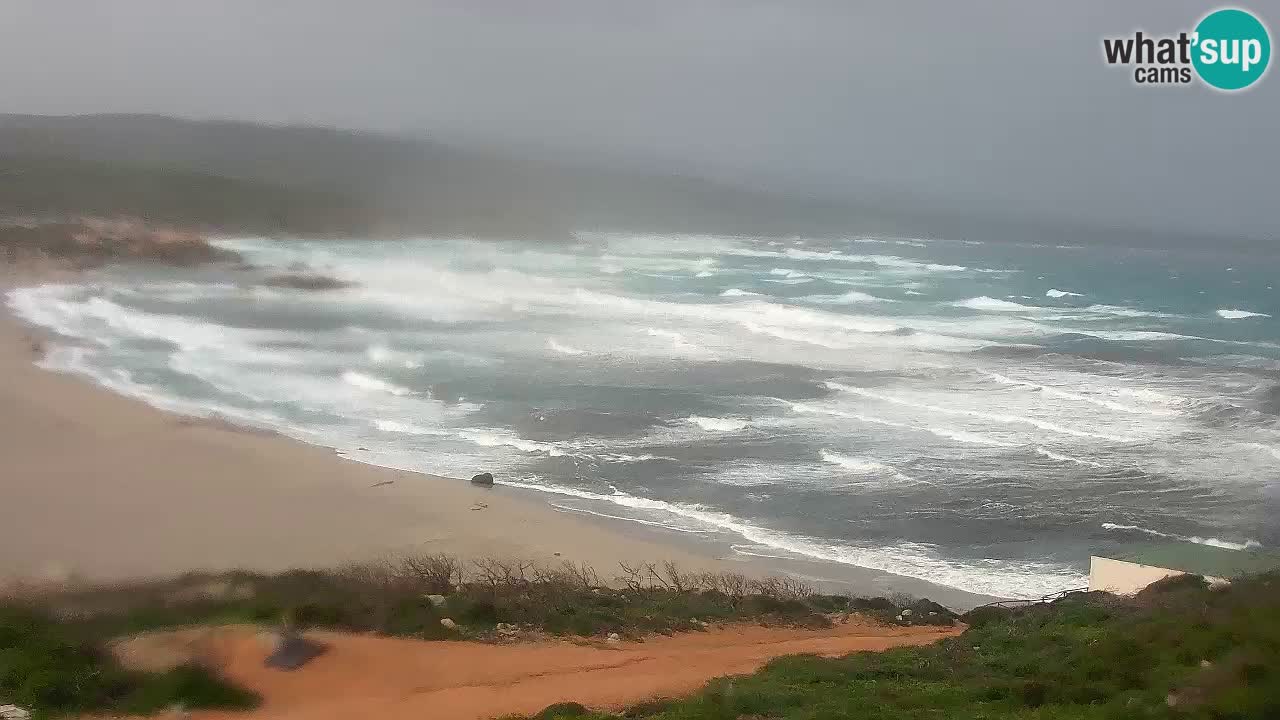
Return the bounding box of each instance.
[1101,523,1262,551]
[825,381,1138,442]
[953,296,1039,312]
[499,476,1085,599]
[1033,447,1104,468]
[686,415,749,432]
[804,290,891,304]
[1046,288,1083,298]
[1217,309,1271,319]
[458,429,568,457]
[341,370,411,396]
[547,338,586,356]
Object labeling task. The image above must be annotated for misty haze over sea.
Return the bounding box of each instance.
[9,232,1278,599]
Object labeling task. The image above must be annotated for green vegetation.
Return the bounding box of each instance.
[0,605,256,719]
[1,555,950,717]
[18,557,949,644]
[514,572,1280,720]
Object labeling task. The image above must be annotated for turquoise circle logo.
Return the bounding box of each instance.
[1192,8,1271,90]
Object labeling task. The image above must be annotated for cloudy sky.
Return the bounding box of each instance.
[1,1,1276,239]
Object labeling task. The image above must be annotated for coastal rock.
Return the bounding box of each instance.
[425,594,447,608]
[261,273,351,291]
[606,632,622,644]
[0,219,239,268]
[440,617,458,629]
[470,472,495,487]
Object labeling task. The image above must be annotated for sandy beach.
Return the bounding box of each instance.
[0,268,994,609]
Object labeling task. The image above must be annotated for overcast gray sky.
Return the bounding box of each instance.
[1,1,1276,239]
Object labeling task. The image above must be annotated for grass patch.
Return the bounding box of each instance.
[22,556,953,644]
[3,555,956,717]
[0,605,256,719]
[506,572,1280,719]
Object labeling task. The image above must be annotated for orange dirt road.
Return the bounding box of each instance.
[187,620,960,720]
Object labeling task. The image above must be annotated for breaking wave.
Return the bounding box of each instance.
[1217,309,1271,319]
[953,296,1039,312]
[1100,523,1262,551]
[503,476,1084,599]
[686,415,749,432]
[341,371,411,396]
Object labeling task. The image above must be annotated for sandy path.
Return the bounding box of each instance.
[185,621,959,720]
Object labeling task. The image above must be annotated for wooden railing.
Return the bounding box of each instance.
[974,586,1091,611]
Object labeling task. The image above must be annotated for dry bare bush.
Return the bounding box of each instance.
[750,576,815,600]
[471,558,535,595]
[531,561,600,591]
[396,553,463,594]
[707,572,752,600]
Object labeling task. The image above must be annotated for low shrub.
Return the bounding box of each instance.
[509,571,1280,719]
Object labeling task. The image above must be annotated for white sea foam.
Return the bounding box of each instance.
[33,343,292,432]
[720,288,763,297]
[953,296,1039,312]
[768,268,807,279]
[782,248,969,273]
[804,290,891,304]
[983,372,1179,416]
[547,338,586,355]
[1034,447,1104,468]
[686,415,749,432]
[825,382,1138,442]
[366,343,425,369]
[820,451,891,474]
[1046,288,1083,298]
[644,327,697,350]
[502,476,1083,598]
[819,451,922,484]
[1217,309,1271,319]
[1101,523,1262,551]
[373,418,446,436]
[458,429,568,457]
[789,402,1013,447]
[341,370,412,396]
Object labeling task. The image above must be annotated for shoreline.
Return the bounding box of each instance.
[0,271,997,610]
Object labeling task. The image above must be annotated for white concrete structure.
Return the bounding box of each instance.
[1088,555,1227,595]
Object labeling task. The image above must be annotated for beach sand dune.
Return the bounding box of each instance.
[164,620,959,720]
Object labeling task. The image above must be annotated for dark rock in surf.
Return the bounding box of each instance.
[262,273,351,291]
[471,472,495,487]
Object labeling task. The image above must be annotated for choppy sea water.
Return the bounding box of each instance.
[9,232,1279,599]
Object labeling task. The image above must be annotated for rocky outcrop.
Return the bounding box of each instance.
[470,472,495,487]
[261,273,351,291]
[0,217,239,269]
